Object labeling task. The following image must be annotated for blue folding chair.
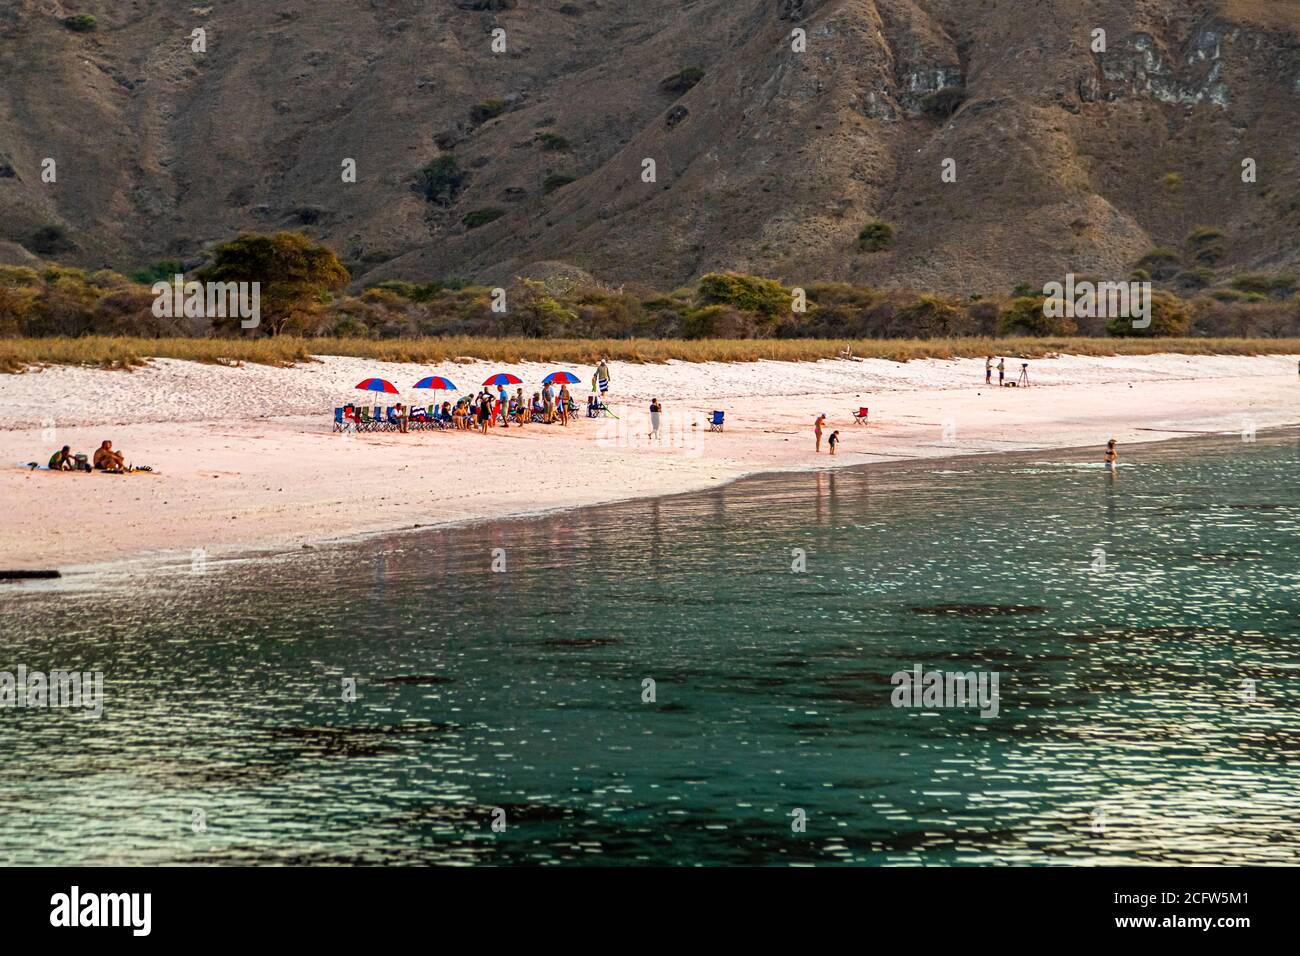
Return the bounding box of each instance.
[332,408,350,432]
[707,410,725,432]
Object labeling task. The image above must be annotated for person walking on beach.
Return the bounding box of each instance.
[814,413,827,453]
[828,430,840,456]
[985,356,993,385]
[649,397,662,441]
[558,384,571,425]
[997,358,1005,387]
[478,394,491,434]
[1104,438,1118,471]
[596,357,611,398]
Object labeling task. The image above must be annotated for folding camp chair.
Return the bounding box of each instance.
[333,408,350,432]
[852,407,869,425]
[707,410,724,432]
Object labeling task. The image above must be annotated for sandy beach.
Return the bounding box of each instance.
[0,352,1295,572]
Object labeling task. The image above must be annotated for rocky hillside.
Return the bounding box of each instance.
[1,0,1297,295]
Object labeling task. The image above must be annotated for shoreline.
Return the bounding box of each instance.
[1,352,1296,575]
[7,428,1280,594]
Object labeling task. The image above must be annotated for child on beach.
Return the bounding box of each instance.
[814,413,827,453]
[1104,439,1118,471]
[828,430,840,455]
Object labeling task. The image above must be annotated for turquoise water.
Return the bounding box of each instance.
[3,431,1299,865]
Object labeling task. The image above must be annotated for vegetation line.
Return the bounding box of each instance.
[3,336,1298,373]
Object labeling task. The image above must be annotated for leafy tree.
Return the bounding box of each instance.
[1106,291,1190,337]
[514,279,576,337]
[1000,295,1078,336]
[696,273,789,318]
[195,231,350,335]
[128,260,186,285]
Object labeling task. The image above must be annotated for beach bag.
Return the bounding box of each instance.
[74,454,90,472]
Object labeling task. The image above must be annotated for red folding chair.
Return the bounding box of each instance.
[852,407,869,425]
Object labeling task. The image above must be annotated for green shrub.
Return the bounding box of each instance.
[469,100,510,124]
[1106,291,1190,337]
[696,272,789,317]
[1161,171,1182,193]
[416,156,467,207]
[462,208,505,229]
[1185,226,1225,265]
[1134,247,1180,281]
[1174,268,1213,291]
[128,261,186,285]
[921,87,966,117]
[27,225,73,256]
[534,132,570,151]
[1230,274,1295,298]
[543,174,576,194]
[365,280,444,303]
[1000,296,1078,336]
[857,220,894,252]
[658,67,704,95]
[63,14,97,32]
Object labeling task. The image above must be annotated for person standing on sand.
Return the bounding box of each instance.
[558,384,571,425]
[997,358,1005,387]
[1104,438,1118,471]
[985,356,993,385]
[649,397,662,441]
[497,385,510,428]
[542,382,555,423]
[828,430,840,456]
[814,413,827,453]
[596,358,611,398]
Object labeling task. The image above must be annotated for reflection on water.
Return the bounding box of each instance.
[3,432,1299,865]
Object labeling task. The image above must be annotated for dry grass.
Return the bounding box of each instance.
[3,335,1299,373]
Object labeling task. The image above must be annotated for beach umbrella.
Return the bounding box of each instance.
[482,373,523,387]
[542,371,580,385]
[413,375,457,414]
[413,375,457,391]
[352,378,399,421]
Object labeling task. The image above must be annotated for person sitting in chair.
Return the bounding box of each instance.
[93,440,127,473]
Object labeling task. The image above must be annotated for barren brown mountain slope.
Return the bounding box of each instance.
[0,0,1296,294]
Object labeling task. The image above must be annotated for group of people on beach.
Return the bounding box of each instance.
[44,440,139,474]
[384,383,578,434]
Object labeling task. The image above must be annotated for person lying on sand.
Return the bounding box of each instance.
[93,440,127,473]
[48,446,75,471]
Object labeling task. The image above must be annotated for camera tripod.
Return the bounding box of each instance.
[1017,364,1029,387]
